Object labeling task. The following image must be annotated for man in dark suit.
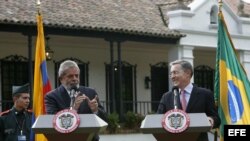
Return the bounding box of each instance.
[45,60,107,141]
[0,83,33,141]
[157,60,220,141]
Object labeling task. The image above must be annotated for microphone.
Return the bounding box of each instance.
[172,86,179,109]
[70,85,79,95]
[70,85,78,108]
[70,85,78,91]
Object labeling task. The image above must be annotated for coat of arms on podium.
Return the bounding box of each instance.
[161,109,190,133]
[53,109,80,133]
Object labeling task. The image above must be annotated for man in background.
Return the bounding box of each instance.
[0,83,33,141]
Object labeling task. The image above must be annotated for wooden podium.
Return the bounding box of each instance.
[32,114,108,141]
[140,113,211,141]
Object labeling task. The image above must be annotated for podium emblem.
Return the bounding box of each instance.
[162,109,190,133]
[53,109,80,133]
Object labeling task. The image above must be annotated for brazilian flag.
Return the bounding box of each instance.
[214,10,250,141]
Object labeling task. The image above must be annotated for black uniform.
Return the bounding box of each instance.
[0,107,33,141]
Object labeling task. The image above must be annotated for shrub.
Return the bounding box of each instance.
[107,112,120,133]
[124,111,137,129]
[124,111,145,129]
[136,113,145,128]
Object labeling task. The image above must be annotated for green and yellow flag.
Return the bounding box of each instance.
[214,9,250,141]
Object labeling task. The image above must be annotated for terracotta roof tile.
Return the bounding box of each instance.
[0,0,184,38]
[222,0,250,17]
[2,0,249,38]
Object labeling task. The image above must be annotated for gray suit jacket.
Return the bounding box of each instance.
[157,85,220,141]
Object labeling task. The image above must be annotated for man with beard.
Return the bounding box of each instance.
[45,60,107,141]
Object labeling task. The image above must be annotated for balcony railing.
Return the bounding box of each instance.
[100,101,159,115]
[0,100,160,115]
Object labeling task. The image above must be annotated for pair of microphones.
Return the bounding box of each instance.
[70,86,80,108]
[70,86,79,96]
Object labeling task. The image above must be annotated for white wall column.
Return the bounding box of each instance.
[168,45,194,89]
[239,50,250,79]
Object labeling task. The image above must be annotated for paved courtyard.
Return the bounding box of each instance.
[100,133,156,141]
[100,132,219,141]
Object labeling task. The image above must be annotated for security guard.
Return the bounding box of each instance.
[0,83,33,141]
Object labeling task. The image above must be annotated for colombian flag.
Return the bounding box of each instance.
[214,10,250,141]
[31,13,52,141]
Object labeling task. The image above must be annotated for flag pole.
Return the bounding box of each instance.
[33,1,52,141]
[214,2,223,141]
[218,0,223,12]
[37,0,41,15]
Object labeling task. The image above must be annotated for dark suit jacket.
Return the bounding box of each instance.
[157,85,220,141]
[45,85,107,141]
[0,108,33,141]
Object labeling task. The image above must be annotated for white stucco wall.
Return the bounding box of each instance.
[0,32,171,104]
[167,0,250,78]
[1,0,250,113]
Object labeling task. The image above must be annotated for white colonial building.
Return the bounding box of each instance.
[0,0,250,120]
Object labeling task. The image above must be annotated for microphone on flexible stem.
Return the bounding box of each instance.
[172,86,179,109]
[70,85,78,109]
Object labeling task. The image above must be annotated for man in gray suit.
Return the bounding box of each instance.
[45,60,107,141]
[157,60,220,141]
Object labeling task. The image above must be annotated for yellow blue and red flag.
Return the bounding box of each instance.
[214,9,250,141]
[31,12,52,141]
